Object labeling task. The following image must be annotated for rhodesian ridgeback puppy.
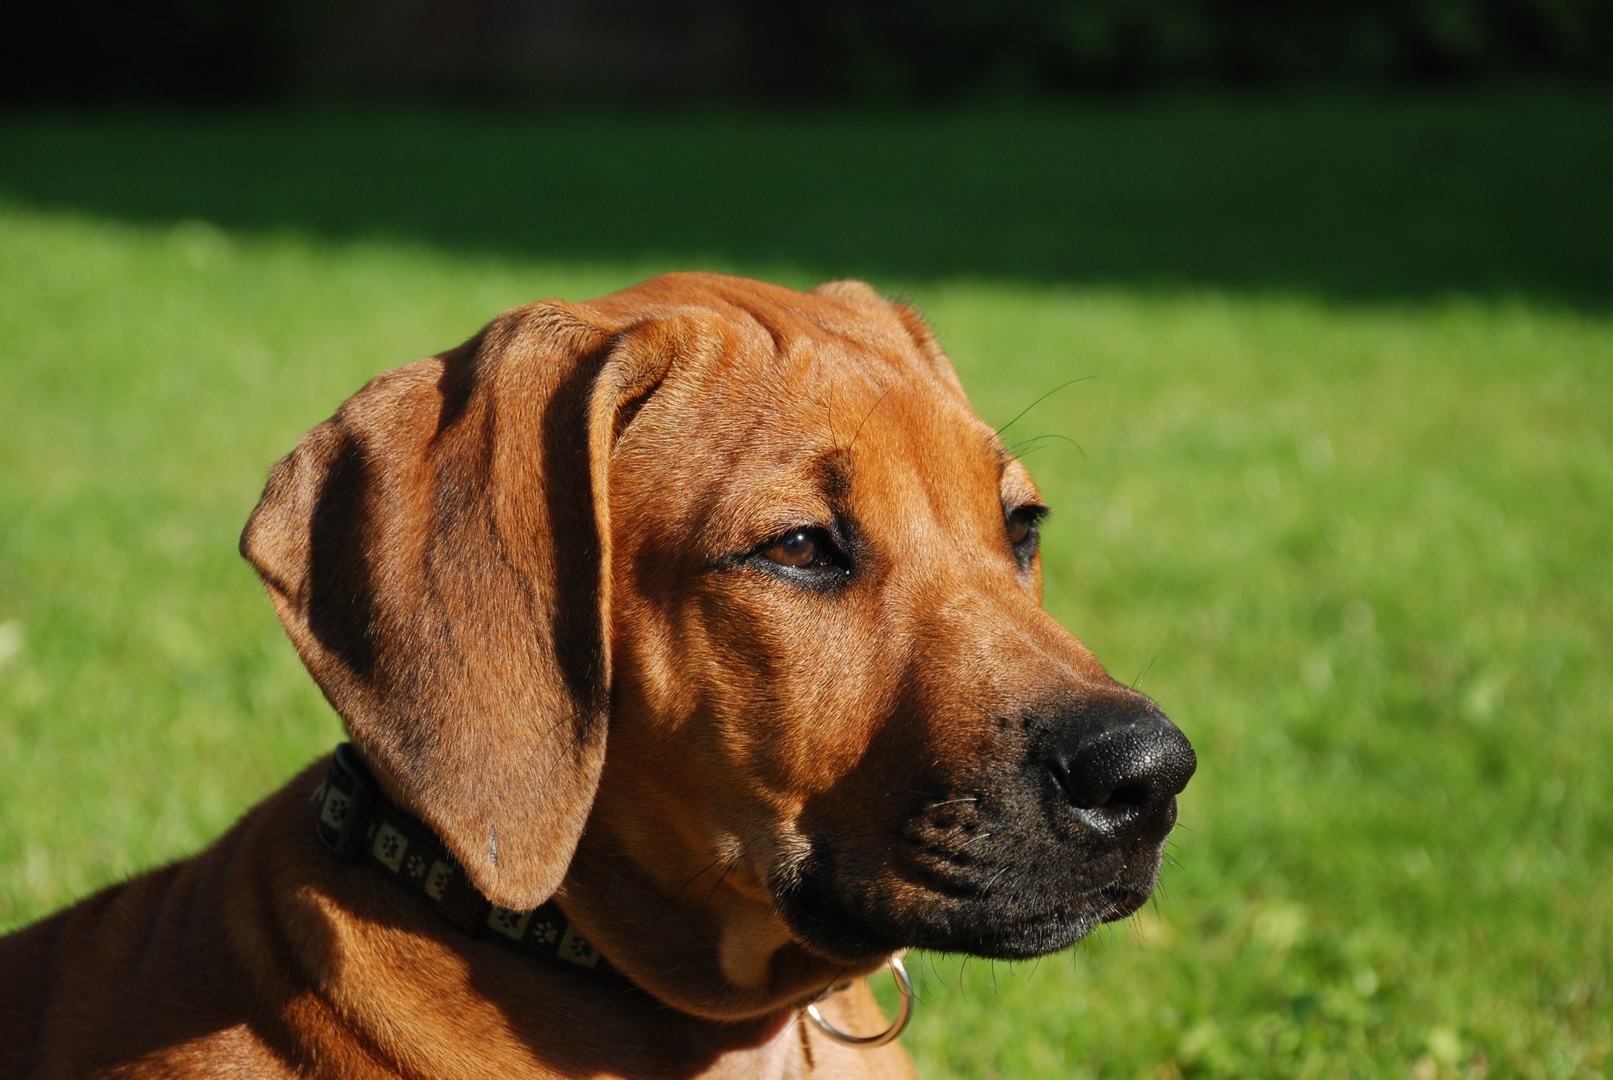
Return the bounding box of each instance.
[0,273,1194,1078]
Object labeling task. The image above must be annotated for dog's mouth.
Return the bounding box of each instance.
[771,697,1192,965]
[773,837,1165,963]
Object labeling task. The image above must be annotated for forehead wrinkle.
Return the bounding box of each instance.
[711,284,917,365]
[612,310,964,563]
[660,320,978,554]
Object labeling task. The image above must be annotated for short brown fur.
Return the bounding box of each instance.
[0,273,1187,1078]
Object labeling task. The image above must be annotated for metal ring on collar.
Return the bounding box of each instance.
[804,954,914,1049]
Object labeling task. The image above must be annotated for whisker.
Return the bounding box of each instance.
[1007,432,1087,461]
[848,387,895,452]
[647,858,723,928]
[996,376,1096,438]
[700,864,734,909]
[1131,648,1161,690]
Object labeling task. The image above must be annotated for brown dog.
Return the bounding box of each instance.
[0,273,1194,1078]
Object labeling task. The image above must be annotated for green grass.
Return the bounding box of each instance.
[1,94,1610,1079]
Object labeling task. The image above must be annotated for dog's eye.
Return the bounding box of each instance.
[764,529,827,568]
[746,526,853,590]
[1007,505,1047,550]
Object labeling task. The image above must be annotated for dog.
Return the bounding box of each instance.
[0,273,1194,1078]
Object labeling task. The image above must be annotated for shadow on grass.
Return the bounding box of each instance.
[2,91,1610,307]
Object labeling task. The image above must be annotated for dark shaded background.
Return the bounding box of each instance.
[4,98,1610,309]
[2,2,1609,311]
[6,0,1612,107]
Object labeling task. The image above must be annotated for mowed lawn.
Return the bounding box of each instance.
[1,95,1609,1079]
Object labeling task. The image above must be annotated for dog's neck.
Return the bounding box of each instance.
[318,744,874,1008]
[290,750,899,1078]
[557,771,892,1024]
[313,744,640,990]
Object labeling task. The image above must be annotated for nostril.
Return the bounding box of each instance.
[1083,783,1151,831]
[1047,766,1152,813]
[1107,782,1150,810]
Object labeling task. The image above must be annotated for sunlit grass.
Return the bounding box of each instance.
[895,283,1613,1079]
[1,101,1610,1079]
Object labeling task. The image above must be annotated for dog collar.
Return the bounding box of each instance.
[313,744,914,1048]
[313,743,636,990]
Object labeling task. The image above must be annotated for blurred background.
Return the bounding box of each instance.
[1,3,1609,1079]
[7,0,1613,104]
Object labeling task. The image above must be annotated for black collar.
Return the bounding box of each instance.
[314,743,635,991]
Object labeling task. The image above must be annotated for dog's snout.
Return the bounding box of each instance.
[1046,709,1196,840]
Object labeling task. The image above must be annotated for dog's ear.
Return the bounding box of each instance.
[809,279,885,307]
[241,302,673,909]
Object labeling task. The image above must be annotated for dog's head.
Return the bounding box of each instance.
[243,273,1193,1020]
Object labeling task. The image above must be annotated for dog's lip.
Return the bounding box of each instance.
[1095,883,1150,923]
[774,876,1144,963]
[906,882,1150,958]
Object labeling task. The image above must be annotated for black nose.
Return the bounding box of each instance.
[1047,709,1196,841]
